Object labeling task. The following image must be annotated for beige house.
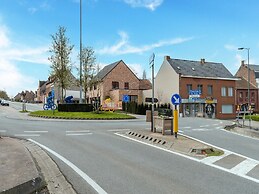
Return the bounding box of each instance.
[88,60,151,107]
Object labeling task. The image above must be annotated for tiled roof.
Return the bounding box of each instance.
[95,60,121,80]
[236,77,257,89]
[249,64,259,72]
[167,58,235,79]
[139,79,152,90]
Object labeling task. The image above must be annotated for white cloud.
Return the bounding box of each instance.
[224,44,238,51]
[128,63,143,78]
[98,31,193,55]
[124,0,163,11]
[0,23,49,96]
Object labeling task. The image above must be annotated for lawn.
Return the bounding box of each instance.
[29,110,136,120]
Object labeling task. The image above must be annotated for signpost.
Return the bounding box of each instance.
[123,95,130,114]
[171,94,182,138]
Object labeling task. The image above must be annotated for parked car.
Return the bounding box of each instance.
[1,100,9,106]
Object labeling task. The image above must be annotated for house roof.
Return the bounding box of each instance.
[139,79,152,90]
[249,64,259,72]
[167,58,235,79]
[95,60,121,80]
[236,77,257,89]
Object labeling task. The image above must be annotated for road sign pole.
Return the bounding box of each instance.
[173,105,178,138]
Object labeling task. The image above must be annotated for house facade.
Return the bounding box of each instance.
[155,56,237,119]
[88,60,151,107]
[235,61,259,113]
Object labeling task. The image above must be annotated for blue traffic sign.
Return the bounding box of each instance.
[171,94,182,105]
[123,95,130,103]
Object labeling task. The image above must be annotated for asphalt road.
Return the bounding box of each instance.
[1,102,259,194]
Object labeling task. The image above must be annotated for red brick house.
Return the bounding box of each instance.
[155,56,237,119]
[88,60,151,107]
[235,61,259,113]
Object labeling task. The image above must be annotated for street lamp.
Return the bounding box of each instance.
[79,0,83,104]
[238,47,251,128]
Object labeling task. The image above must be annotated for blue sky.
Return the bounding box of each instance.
[1,0,259,97]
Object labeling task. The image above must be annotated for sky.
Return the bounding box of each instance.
[1,0,259,97]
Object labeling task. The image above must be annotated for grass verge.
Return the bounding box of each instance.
[29,110,136,120]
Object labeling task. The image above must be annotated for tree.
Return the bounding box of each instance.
[142,70,147,79]
[0,90,9,99]
[48,26,74,103]
[79,46,96,103]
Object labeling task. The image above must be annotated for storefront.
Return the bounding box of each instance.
[182,98,217,118]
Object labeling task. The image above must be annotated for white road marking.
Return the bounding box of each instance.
[181,126,191,129]
[0,130,6,133]
[201,151,232,164]
[200,125,209,127]
[24,131,48,133]
[219,128,259,141]
[212,123,219,126]
[230,159,259,175]
[28,139,108,194]
[116,132,259,184]
[66,130,90,133]
[66,133,93,136]
[107,129,130,132]
[192,128,207,131]
[15,134,40,137]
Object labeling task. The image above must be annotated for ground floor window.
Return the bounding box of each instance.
[222,105,233,114]
[183,103,216,118]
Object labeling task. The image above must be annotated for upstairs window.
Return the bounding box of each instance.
[112,81,119,89]
[187,84,192,93]
[207,85,213,96]
[124,82,129,90]
[197,84,203,94]
[228,87,233,97]
[221,87,226,96]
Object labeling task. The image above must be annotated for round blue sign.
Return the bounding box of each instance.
[171,94,181,105]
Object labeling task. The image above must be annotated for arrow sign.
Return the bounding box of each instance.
[171,94,182,105]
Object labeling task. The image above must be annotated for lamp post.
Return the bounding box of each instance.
[238,47,251,128]
[79,0,83,104]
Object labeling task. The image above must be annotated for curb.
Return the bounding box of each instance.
[1,176,45,194]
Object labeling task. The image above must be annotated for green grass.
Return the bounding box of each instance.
[19,110,29,113]
[206,150,224,157]
[29,110,136,119]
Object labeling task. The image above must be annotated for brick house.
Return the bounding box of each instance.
[155,56,237,119]
[88,60,151,107]
[235,61,259,113]
[14,91,36,102]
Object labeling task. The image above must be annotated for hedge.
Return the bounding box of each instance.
[58,103,93,112]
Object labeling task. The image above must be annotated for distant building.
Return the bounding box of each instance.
[14,90,35,102]
[154,56,237,119]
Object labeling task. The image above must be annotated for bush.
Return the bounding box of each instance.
[58,103,93,112]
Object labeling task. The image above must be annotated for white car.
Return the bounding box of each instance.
[1,100,9,106]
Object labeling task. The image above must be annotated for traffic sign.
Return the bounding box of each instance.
[123,95,130,103]
[171,94,182,105]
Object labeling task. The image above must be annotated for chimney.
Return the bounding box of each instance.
[165,56,170,61]
[200,58,205,64]
[241,60,245,66]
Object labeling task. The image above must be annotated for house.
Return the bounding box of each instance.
[14,91,35,102]
[235,60,259,113]
[155,56,237,119]
[88,60,151,107]
[37,72,81,104]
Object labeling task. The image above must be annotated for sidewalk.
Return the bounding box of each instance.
[0,137,77,194]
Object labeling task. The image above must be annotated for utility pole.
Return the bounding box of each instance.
[79,0,83,103]
[149,53,155,132]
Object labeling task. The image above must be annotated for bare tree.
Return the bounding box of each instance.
[48,26,74,103]
[79,46,96,103]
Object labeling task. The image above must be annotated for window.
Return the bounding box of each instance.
[207,85,213,95]
[228,87,233,96]
[130,95,138,103]
[251,92,255,100]
[124,82,129,90]
[197,84,203,94]
[221,87,226,96]
[239,92,243,99]
[112,81,119,89]
[187,84,192,93]
[222,105,233,114]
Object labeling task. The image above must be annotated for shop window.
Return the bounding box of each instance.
[222,105,233,114]
[124,82,129,90]
[112,81,119,89]
[207,85,213,95]
[130,95,138,103]
[221,87,226,96]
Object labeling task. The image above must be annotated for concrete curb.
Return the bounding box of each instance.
[22,140,77,194]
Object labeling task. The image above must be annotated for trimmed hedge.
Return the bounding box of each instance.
[58,103,93,112]
[122,102,171,115]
